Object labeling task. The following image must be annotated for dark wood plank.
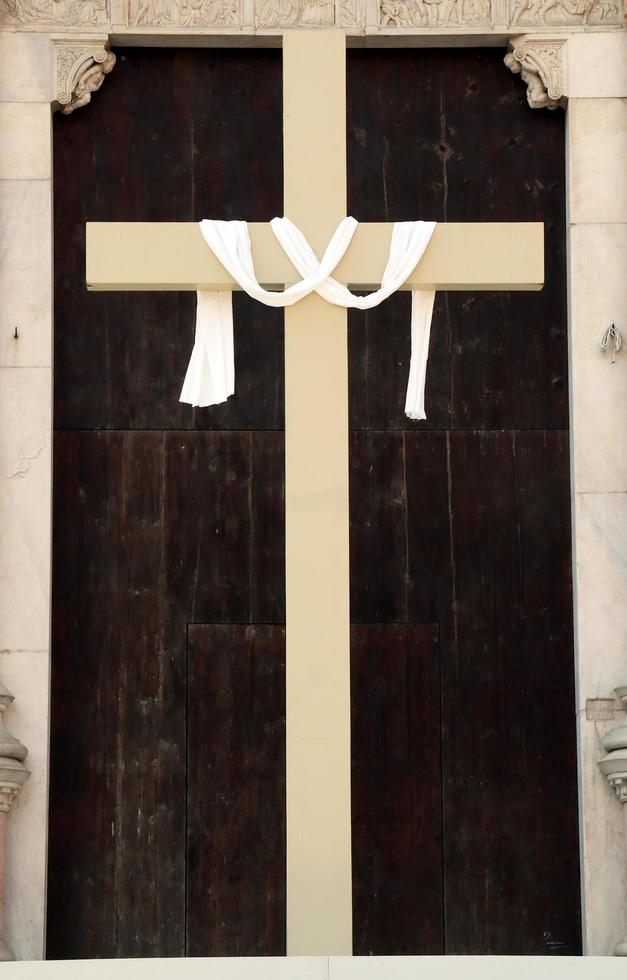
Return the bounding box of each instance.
[186,624,286,955]
[48,431,186,958]
[437,429,528,954]
[348,47,579,955]
[349,426,580,952]
[49,428,284,957]
[347,48,568,431]
[351,624,443,955]
[163,431,285,629]
[350,430,453,625]
[53,47,284,432]
[50,48,286,958]
[512,430,581,952]
[434,430,580,954]
[349,430,407,623]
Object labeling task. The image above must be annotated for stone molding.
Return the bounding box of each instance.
[598,686,627,804]
[504,34,566,108]
[0,684,29,817]
[0,0,622,30]
[596,687,627,957]
[52,36,115,113]
[0,684,29,962]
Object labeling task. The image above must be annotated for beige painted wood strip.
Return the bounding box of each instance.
[283,31,352,957]
[86,220,544,292]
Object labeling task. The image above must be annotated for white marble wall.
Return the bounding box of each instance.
[0,30,53,961]
[565,30,627,955]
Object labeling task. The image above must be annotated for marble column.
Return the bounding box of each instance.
[0,31,53,961]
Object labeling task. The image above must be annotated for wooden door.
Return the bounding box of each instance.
[48,48,286,958]
[48,46,580,958]
[347,48,580,955]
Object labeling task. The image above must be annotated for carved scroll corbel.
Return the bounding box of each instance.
[53,37,115,115]
[504,36,566,110]
[0,682,29,962]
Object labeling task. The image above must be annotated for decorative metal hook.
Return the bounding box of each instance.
[599,323,622,363]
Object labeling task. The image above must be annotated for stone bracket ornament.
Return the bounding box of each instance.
[504,35,566,110]
[597,686,627,957]
[0,683,29,963]
[598,686,627,804]
[53,36,115,115]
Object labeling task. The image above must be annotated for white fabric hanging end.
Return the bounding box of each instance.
[405,289,436,421]
[180,290,234,407]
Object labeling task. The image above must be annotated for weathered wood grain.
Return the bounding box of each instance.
[49,47,285,959]
[50,44,579,959]
[186,624,286,955]
[48,431,183,958]
[162,431,285,629]
[440,430,579,954]
[351,624,444,955]
[347,48,579,954]
[349,429,580,953]
[48,428,286,958]
[347,48,568,431]
[53,47,284,432]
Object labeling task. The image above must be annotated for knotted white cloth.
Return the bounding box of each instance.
[180,216,436,419]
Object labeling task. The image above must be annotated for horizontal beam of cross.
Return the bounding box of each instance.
[86,221,544,292]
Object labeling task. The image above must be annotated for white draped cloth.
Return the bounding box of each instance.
[180,216,436,420]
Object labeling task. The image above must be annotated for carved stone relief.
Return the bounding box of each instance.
[0,0,108,25]
[339,0,360,24]
[255,0,334,26]
[509,0,620,27]
[378,0,620,27]
[128,0,238,26]
[54,38,115,113]
[504,35,565,108]
[380,0,489,27]
[0,0,622,28]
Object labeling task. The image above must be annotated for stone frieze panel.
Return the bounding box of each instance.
[128,0,238,26]
[339,0,360,25]
[509,0,620,26]
[379,0,490,27]
[0,0,622,42]
[0,0,107,25]
[255,0,335,26]
[378,0,621,26]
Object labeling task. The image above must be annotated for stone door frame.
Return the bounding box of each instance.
[0,14,625,960]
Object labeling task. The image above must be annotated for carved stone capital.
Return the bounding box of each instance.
[53,37,115,115]
[0,684,29,816]
[504,35,566,110]
[598,687,627,805]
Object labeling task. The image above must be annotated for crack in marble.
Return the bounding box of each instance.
[4,441,47,479]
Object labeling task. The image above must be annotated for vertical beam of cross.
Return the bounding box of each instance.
[283,32,352,956]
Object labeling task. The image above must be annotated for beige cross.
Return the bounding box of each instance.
[86,31,543,956]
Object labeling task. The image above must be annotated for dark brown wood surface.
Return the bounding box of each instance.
[48,430,179,957]
[347,48,568,432]
[347,49,580,955]
[53,47,284,432]
[351,624,443,955]
[48,49,285,959]
[186,625,286,955]
[49,45,580,959]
